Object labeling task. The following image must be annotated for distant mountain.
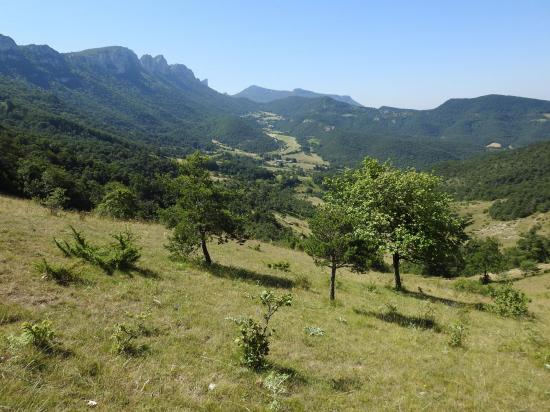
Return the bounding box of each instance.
[262,94,550,167]
[233,85,362,106]
[2,33,550,170]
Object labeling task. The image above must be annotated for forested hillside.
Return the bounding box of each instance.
[0,34,275,155]
[435,140,550,219]
[264,95,550,167]
[2,34,550,170]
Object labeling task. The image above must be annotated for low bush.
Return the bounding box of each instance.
[294,274,311,290]
[232,290,292,370]
[34,259,79,285]
[263,371,290,411]
[55,227,141,274]
[9,320,58,353]
[453,278,494,296]
[304,326,325,336]
[489,283,530,317]
[267,261,290,272]
[449,320,468,348]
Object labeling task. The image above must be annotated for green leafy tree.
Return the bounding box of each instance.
[304,205,377,300]
[95,183,138,219]
[162,152,246,265]
[516,225,549,263]
[40,187,69,214]
[463,237,505,283]
[327,158,467,290]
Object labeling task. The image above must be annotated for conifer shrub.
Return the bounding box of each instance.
[54,226,140,274]
[34,258,79,285]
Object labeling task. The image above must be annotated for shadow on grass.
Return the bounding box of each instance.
[397,288,485,311]
[127,265,160,279]
[203,263,294,289]
[267,362,309,387]
[354,308,442,332]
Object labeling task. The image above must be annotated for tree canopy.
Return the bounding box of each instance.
[161,152,246,265]
[326,158,467,289]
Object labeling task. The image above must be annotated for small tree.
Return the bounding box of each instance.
[162,152,246,265]
[516,225,549,263]
[95,183,137,219]
[232,290,292,370]
[40,187,68,215]
[463,237,504,283]
[327,158,467,290]
[304,205,376,300]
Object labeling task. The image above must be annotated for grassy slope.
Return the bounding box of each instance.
[458,200,550,248]
[1,195,549,411]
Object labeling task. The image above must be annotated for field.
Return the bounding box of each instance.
[1,195,550,411]
[458,200,550,248]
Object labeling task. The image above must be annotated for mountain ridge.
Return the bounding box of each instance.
[234,84,363,106]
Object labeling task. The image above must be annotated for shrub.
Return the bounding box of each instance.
[111,310,153,356]
[40,187,68,215]
[34,259,79,285]
[304,326,325,336]
[448,320,468,348]
[105,230,141,271]
[294,274,311,290]
[95,184,137,219]
[267,261,290,272]
[55,227,140,274]
[232,290,292,370]
[453,278,494,296]
[263,371,290,411]
[489,283,530,317]
[9,320,57,353]
[520,259,540,277]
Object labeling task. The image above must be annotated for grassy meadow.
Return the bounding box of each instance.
[1,195,549,411]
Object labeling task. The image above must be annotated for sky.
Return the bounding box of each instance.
[1,0,549,109]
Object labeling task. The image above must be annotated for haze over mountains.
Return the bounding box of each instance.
[233,85,363,107]
[1,33,550,168]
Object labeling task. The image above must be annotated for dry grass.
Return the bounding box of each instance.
[1,195,549,411]
[457,200,550,248]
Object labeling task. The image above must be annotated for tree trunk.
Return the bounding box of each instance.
[393,252,402,290]
[329,260,337,301]
[200,233,212,265]
[481,270,490,284]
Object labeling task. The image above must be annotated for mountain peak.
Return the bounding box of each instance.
[0,34,17,51]
[65,46,140,75]
[233,85,362,106]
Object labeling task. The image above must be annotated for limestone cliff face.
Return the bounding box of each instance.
[65,46,141,76]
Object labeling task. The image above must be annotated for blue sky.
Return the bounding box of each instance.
[1,0,549,109]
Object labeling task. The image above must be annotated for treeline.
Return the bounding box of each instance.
[0,125,313,246]
[434,140,550,220]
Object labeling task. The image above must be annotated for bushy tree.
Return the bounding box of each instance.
[463,237,504,283]
[516,225,549,263]
[326,158,467,290]
[95,183,138,219]
[304,205,377,300]
[161,152,246,265]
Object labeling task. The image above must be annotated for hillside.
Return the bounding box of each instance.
[263,94,550,167]
[0,34,275,155]
[2,34,550,170]
[435,140,550,220]
[234,85,362,106]
[1,195,549,410]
